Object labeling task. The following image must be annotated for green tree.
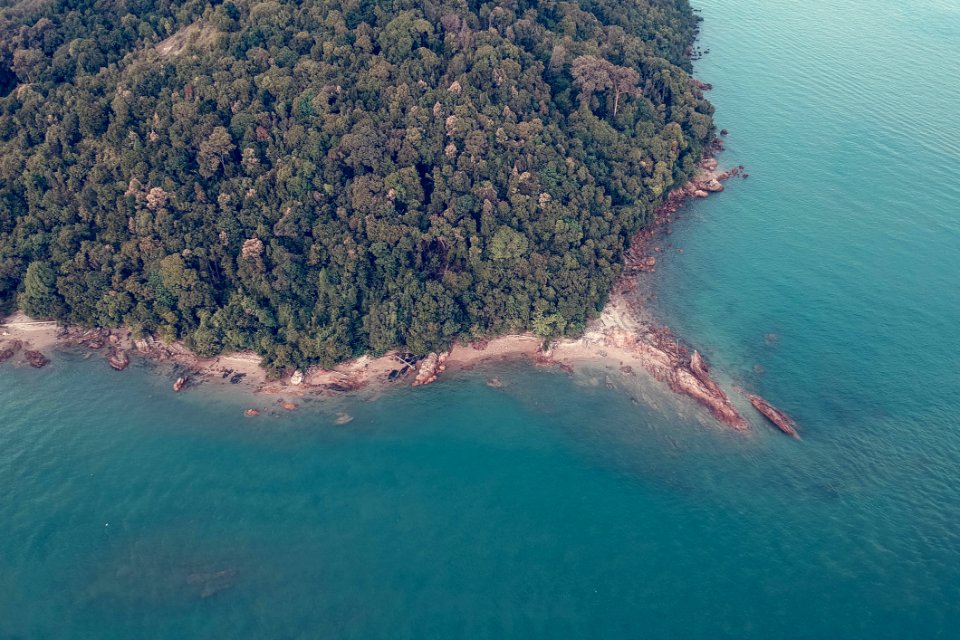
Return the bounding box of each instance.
[197,127,236,178]
[19,261,60,318]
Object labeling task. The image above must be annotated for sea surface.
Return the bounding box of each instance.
[3,0,960,637]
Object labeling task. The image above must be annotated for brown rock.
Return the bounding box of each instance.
[413,351,449,386]
[107,348,130,371]
[702,179,724,193]
[244,409,260,417]
[0,347,14,363]
[668,367,747,430]
[689,351,711,382]
[744,393,799,439]
[280,401,298,411]
[24,350,49,368]
[173,376,187,392]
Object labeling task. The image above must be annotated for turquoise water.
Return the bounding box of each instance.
[3,0,960,637]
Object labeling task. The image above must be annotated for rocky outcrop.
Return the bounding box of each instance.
[668,351,747,429]
[107,348,129,371]
[702,178,724,193]
[24,350,49,368]
[412,351,448,386]
[743,392,799,438]
[598,324,747,430]
[650,153,742,220]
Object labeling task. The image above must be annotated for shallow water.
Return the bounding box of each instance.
[3,0,960,637]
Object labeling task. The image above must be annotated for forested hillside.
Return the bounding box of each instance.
[0,0,713,372]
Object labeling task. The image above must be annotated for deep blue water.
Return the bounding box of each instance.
[3,1,960,637]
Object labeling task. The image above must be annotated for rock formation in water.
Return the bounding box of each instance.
[743,392,799,438]
[601,325,747,429]
[107,348,129,371]
[24,350,49,368]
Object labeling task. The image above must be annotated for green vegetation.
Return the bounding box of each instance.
[0,0,713,373]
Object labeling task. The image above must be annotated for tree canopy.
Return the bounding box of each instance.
[0,0,714,373]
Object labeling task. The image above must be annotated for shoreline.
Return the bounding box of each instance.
[0,154,793,434]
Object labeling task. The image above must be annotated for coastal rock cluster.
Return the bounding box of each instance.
[658,155,743,216]
[61,326,134,371]
[0,336,51,368]
[412,352,449,386]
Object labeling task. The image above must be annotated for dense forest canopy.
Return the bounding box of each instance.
[0,0,713,372]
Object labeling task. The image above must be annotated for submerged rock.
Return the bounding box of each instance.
[0,348,13,363]
[24,350,49,368]
[173,376,187,392]
[185,569,238,599]
[280,401,298,411]
[335,412,354,425]
[244,409,260,417]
